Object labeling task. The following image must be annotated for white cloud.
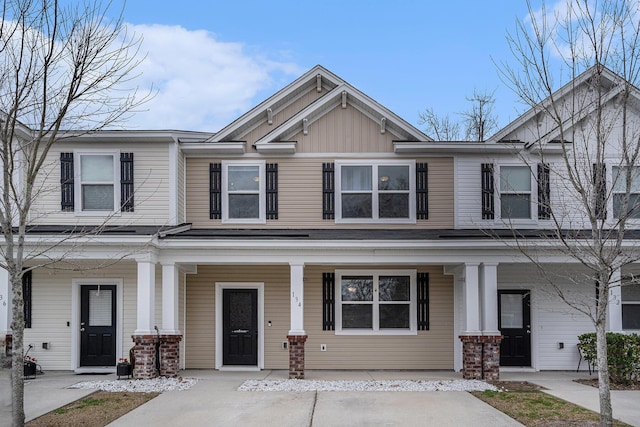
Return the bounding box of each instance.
[123,24,301,132]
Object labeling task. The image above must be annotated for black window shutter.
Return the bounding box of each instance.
[120,153,134,212]
[60,153,74,212]
[210,163,222,219]
[593,163,607,220]
[266,163,278,220]
[322,272,335,331]
[417,272,429,331]
[481,163,495,219]
[537,163,551,219]
[23,270,32,329]
[322,163,335,220]
[416,163,428,220]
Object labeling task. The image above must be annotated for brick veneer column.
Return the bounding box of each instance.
[132,334,158,379]
[459,335,502,380]
[159,334,182,377]
[287,335,307,379]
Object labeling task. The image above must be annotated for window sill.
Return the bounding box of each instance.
[335,219,416,225]
[74,210,121,217]
[335,329,417,336]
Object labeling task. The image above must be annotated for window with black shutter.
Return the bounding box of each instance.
[120,153,134,212]
[481,163,495,219]
[322,163,335,219]
[537,163,551,220]
[594,163,607,220]
[23,270,32,329]
[322,272,335,331]
[417,272,429,330]
[416,163,428,220]
[266,163,278,220]
[210,163,222,219]
[60,153,74,212]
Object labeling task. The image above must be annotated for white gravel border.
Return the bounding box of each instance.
[68,377,197,393]
[238,379,499,392]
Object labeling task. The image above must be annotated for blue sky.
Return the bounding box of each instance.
[115,1,541,133]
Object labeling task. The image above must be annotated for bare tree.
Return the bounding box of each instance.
[461,89,499,141]
[417,107,461,140]
[498,1,640,425]
[418,90,498,141]
[0,1,147,425]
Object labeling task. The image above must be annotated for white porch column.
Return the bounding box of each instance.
[161,263,180,334]
[480,263,500,335]
[0,268,10,335]
[288,263,306,336]
[461,263,481,335]
[135,260,156,335]
[607,268,623,332]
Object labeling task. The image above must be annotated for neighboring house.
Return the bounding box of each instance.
[1,65,638,380]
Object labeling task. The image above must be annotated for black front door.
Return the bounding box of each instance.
[498,290,531,366]
[80,285,116,366]
[223,289,258,366]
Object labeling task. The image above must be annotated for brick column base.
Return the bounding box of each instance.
[132,335,158,379]
[287,335,307,379]
[158,334,182,377]
[459,335,502,380]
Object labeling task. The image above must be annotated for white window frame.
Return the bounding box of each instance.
[221,160,266,224]
[335,269,417,335]
[498,164,535,221]
[622,282,640,331]
[74,151,120,217]
[335,160,416,224]
[612,166,640,220]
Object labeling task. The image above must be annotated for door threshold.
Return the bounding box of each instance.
[219,366,260,372]
[500,366,536,372]
[75,367,116,374]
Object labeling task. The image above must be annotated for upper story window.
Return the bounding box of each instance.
[222,161,265,223]
[612,166,640,219]
[79,154,115,210]
[499,166,532,219]
[60,151,133,215]
[335,160,415,223]
[335,269,417,335]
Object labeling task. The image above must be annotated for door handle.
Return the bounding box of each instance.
[232,329,248,333]
[80,328,85,332]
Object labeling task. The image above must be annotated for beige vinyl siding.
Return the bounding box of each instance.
[186,157,454,229]
[304,265,453,370]
[293,104,397,153]
[30,142,172,226]
[184,265,290,369]
[23,262,139,371]
[243,89,324,145]
[184,264,453,370]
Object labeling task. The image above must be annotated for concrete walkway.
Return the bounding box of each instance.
[502,370,640,427]
[1,369,638,426]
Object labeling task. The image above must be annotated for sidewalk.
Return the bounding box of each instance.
[502,371,640,427]
[2,369,638,427]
